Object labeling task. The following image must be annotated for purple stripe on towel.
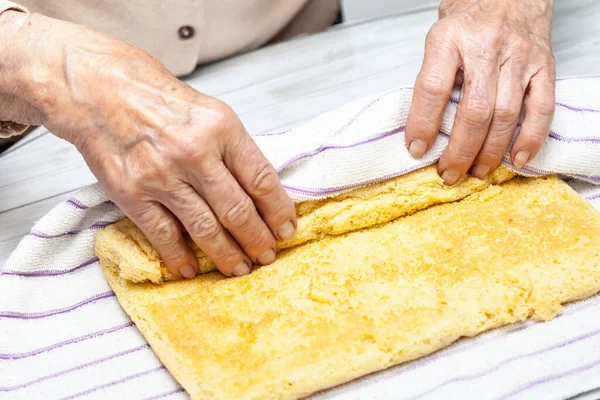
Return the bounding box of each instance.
[66,199,114,210]
[587,193,600,201]
[495,357,600,400]
[279,133,600,195]
[567,174,600,183]
[273,114,599,195]
[0,322,134,360]
[143,388,186,400]
[65,199,89,210]
[449,95,600,114]
[0,291,115,319]
[275,125,407,173]
[549,130,600,144]
[280,137,600,197]
[555,102,600,114]
[0,344,150,391]
[59,366,166,400]
[406,326,600,400]
[556,75,600,81]
[2,257,99,277]
[29,221,114,239]
[502,158,600,183]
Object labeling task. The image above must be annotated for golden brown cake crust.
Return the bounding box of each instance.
[96,165,516,283]
[101,176,600,400]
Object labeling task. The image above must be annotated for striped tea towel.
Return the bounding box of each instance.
[1,76,600,400]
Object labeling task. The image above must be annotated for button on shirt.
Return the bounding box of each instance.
[178,25,195,40]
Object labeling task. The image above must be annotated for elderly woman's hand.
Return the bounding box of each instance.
[406,0,556,184]
[0,11,297,279]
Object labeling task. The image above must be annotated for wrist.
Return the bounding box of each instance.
[0,10,30,92]
[0,12,73,124]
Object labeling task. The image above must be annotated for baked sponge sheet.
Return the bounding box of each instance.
[99,176,600,400]
[96,165,515,283]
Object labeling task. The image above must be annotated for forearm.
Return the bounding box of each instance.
[0,7,182,146]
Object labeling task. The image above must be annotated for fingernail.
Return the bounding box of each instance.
[408,139,428,159]
[232,261,251,277]
[277,220,296,241]
[471,165,490,180]
[513,151,530,169]
[257,249,276,265]
[179,265,197,279]
[441,169,461,185]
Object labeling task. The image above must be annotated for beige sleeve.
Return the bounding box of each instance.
[0,1,29,139]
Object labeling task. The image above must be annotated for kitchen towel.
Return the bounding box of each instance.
[1,76,600,400]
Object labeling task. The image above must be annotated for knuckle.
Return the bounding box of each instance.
[250,163,279,198]
[534,99,555,118]
[425,22,458,56]
[512,37,532,55]
[461,109,492,127]
[222,197,255,230]
[490,118,517,136]
[174,136,209,162]
[151,219,180,246]
[462,100,493,126]
[427,19,453,40]
[537,42,555,62]
[452,146,477,165]
[479,24,505,48]
[426,21,445,42]
[243,230,274,253]
[494,103,521,123]
[190,210,221,241]
[479,139,509,161]
[212,248,242,269]
[106,178,145,208]
[545,53,556,69]
[197,166,229,188]
[204,99,235,134]
[111,176,140,200]
[411,114,438,136]
[419,73,449,98]
[133,161,166,185]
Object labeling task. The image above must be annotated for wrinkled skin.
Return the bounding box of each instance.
[0,12,297,279]
[406,0,556,184]
[0,0,555,279]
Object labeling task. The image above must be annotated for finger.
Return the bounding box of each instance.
[127,202,199,279]
[160,184,253,278]
[438,60,499,185]
[511,68,555,169]
[223,131,297,243]
[193,161,278,266]
[406,25,460,159]
[471,65,525,178]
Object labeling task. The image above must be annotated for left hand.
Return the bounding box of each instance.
[406,0,556,184]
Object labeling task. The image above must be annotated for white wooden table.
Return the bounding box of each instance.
[1,1,600,398]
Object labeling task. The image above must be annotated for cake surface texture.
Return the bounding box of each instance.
[98,175,600,400]
[96,165,515,283]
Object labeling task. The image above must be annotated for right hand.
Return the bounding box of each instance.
[1,11,297,279]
